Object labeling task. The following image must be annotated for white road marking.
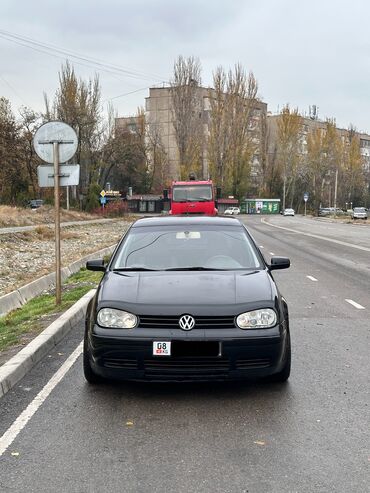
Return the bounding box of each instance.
[306,275,318,282]
[0,341,83,456]
[269,252,275,256]
[345,299,365,310]
[259,245,264,249]
[260,218,370,253]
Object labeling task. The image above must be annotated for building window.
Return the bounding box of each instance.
[360,139,370,148]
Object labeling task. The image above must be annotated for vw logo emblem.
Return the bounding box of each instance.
[179,314,195,331]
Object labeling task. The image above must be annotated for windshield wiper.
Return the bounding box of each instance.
[164,266,227,271]
[112,267,159,272]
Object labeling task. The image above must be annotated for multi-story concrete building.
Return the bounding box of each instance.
[144,86,267,184]
[267,112,370,171]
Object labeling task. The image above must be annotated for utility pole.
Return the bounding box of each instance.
[333,168,338,219]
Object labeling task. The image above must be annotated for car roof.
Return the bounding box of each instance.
[131,215,241,228]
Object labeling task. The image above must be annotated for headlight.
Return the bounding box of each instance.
[97,308,137,329]
[236,309,277,329]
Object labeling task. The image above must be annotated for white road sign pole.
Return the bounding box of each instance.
[53,142,62,305]
[34,122,78,306]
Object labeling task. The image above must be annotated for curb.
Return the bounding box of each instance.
[0,289,96,399]
[0,244,116,318]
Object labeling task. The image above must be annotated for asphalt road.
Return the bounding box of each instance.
[0,215,369,493]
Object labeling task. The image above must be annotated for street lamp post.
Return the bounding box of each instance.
[333,168,338,219]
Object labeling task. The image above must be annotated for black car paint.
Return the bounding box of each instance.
[84,216,290,382]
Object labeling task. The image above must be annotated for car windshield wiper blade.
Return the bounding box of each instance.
[112,267,159,271]
[164,266,227,271]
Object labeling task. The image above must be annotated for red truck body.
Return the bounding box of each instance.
[169,180,218,216]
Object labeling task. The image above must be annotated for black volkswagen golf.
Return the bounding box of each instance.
[84,216,291,383]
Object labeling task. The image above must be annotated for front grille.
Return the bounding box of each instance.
[236,358,271,369]
[180,212,205,215]
[144,358,229,373]
[139,315,235,329]
[103,358,137,369]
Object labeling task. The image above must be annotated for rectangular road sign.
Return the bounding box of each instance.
[37,165,80,187]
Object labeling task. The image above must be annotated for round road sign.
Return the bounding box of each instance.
[33,121,78,164]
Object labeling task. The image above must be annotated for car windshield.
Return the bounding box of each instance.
[354,207,366,212]
[111,225,262,271]
[172,185,213,202]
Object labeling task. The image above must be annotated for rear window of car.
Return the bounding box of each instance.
[111,225,263,271]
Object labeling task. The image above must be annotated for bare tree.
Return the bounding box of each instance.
[306,119,342,212]
[44,61,103,195]
[341,126,366,206]
[18,107,42,197]
[145,120,169,192]
[170,55,203,179]
[276,105,302,209]
[208,64,259,198]
[207,67,229,188]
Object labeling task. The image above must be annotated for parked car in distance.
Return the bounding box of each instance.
[351,207,367,220]
[83,216,291,384]
[283,208,295,216]
[27,199,44,209]
[224,207,240,215]
[318,207,344,216]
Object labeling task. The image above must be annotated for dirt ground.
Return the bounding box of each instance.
[0,205,99,228]
[0,208,133,295]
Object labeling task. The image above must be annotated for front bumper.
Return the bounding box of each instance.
[87,326,288,382]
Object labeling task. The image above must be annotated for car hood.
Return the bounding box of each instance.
[97,270,275,315]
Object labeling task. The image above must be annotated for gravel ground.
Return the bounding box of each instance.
[0,219,132,295]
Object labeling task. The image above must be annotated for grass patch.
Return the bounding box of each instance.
[35,225,55,240]
[0,268,103,353]
[64,267,103,285]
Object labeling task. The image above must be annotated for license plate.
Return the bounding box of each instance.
[153,341,171,356]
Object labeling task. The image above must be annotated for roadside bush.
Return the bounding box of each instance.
[92,200,128,217]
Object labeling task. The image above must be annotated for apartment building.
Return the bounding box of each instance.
[267,113,370,171]
[144,86,267,183]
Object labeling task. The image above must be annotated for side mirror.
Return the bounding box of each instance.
[269,256,290,270]
[86,259,106,272]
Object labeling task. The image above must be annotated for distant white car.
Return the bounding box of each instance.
[351,207,367,220]
[224,207,240,215]
[283,208,295,216]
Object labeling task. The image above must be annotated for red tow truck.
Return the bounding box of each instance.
[165,177,219,216]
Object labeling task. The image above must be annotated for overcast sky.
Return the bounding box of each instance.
[2,0,370,132]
